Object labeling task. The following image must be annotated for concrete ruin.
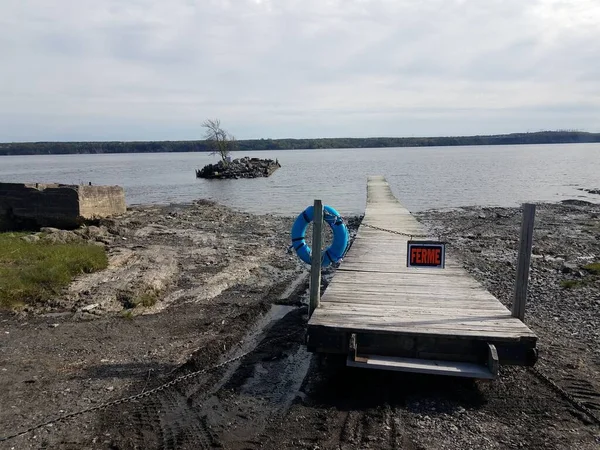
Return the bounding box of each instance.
[0,183,126,230]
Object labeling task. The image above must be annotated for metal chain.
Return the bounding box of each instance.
[528,366,600,426]
[359,209,522,241]
[0,327,305,443]
[360,223,430,238]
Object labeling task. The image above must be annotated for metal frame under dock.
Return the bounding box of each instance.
[306,176,538,379]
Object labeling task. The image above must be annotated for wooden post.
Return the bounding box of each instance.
[309,199,323,317]
[512,203,536,321]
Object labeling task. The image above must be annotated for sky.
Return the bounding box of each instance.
[1,0,599,141]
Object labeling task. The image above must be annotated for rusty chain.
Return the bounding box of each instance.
[0,327,305,443]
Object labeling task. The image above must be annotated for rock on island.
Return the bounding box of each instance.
[196,157,281,179]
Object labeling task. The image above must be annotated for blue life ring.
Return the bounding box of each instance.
[291,205,349,267]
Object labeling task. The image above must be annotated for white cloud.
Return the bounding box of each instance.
[0,0,598,140]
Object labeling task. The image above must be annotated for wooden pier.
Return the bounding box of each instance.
[306,176,537,379]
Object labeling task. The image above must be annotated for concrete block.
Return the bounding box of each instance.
[0,182,126,230]
[78,185,126,220]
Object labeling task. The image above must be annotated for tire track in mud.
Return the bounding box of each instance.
[271,402,415,449]
[261,355,600,450]
[561,377,600,416]
[95,278,312,449]
[102,378,215,449]
[99,316,598,449]
[255,354,427,450]
[339,406,408,448]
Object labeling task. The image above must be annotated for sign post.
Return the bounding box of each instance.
[512,204,536,321]
[309,200,323,317]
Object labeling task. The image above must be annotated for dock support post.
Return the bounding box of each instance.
[309,199,323,317]
[512,203,536,321]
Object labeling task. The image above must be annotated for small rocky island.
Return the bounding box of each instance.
[196,157,281,179]
[578,188,600,195]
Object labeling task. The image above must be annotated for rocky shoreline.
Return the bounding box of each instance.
[579,188,600,195]
[196,157,281,179]
[0,200,599,449]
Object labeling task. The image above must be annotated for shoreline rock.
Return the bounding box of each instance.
[196,157,281,179]
[578,187,600,195]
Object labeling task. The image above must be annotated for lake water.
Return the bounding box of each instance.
[1,144,599,216]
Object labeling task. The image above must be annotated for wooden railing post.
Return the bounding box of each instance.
[309,199,323,317]
[512,203,536,321]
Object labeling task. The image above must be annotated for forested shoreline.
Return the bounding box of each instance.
[1,131,598,156]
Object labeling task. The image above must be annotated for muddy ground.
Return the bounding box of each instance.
[0,201,308,449]
[0,201,599,449]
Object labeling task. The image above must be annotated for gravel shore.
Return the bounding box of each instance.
[0,200,598,449]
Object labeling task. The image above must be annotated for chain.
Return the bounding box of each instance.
[360,223,430,239]
[528,367,600,426]
[359,209,522,241]
[0,327,305,443]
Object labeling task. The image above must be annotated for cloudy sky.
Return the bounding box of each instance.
[1,0,599,141]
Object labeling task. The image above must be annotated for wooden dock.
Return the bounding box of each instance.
[306,176,537,378]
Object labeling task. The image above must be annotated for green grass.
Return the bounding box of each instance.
[583,262,600,275]
[137,290,159,307]
[0,233,108,308]
[118,289,160,320]
[560,279,583,289]
[121,309,135,320]
[117,288,159,310]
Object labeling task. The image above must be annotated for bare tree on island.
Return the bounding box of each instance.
[202,119,237,163]
[196,118,280,179]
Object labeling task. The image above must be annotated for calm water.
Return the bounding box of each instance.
[1,144,599,216]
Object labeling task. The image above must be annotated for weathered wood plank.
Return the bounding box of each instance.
[311,324,528,341]
[314,313,531,329]
[319,303,514,315]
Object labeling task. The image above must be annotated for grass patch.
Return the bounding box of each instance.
[560,279,583,289]
[583,262,600,275]
[137,290,159,307]
[121,309,135,320]
[116,288,160,309]
[0,233,108,308]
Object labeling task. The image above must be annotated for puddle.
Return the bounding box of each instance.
[278,272,308,302]
[239,339,311,410]
[198,303,312,445]
[210,303,297,393]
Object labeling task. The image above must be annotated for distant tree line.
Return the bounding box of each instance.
[1,131,599,156]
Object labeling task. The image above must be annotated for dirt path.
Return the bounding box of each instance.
[1,201,599,449]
